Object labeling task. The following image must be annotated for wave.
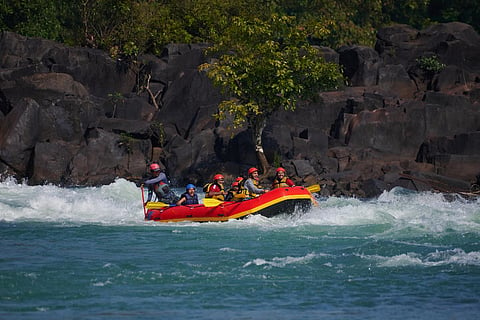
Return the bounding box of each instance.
[1,179,479,235]
[0,177,143,225]
[365,248,480,267]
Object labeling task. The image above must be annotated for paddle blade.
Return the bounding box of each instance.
[203,198,224,207]
[141,185,146,216]
[307,184,321,193]
[145,202,170,209]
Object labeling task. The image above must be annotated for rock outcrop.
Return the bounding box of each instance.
[1,22,479,197]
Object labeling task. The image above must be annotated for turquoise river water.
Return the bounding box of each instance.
[1,178,479,319]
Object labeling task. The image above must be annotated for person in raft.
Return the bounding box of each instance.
[225,181,246,202]
[271,167,295,188]
[176,184,199,205]
[204,174,227,201]
[244,167,268,198]
[144,163,179,205]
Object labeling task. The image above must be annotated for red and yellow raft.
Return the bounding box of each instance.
[144,186,318,222]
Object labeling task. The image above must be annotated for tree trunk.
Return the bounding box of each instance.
[251,117,269,174]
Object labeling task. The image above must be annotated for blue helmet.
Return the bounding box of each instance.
[186,184,196,191]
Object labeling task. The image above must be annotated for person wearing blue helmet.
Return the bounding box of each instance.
[176,183,199,205]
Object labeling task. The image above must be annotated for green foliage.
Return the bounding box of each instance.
[199,13,344,129]
[275,0,383,48]
[428,0,480,32]
[3,1,480,54]
[107,92,124,118]
[0,0,72,40]
[416,55,446,73]
[273,152,282,168]
[151,121,166,147]
[119,133,134,154]
[381,0,431,29]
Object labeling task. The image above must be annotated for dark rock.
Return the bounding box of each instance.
[0,98,40,175]
[314,46,339,64]
[292,160,316,177]
[31,141,79,184]
[68,128,148,185]
[361,179,389,198]
[102,94,157,121]
[378,64,416,98]
[338,45,381,86]
[97,118,152,139]
[0,23,479,196]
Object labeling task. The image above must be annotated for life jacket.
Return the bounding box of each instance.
[236,178,249,198]
[202,183,212,193]
[226,189,246,202]
[154,181,170,198]
[232,192,246,201]
[272,177,290,189]
[247,178,263,198]
[153,181,179,204]
[181,192,199,205]
[204,182,225,201]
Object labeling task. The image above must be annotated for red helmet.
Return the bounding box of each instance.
[232,182,239,187]
[213,174,224,180]
[235,177,243,182]
[149,163,161,172]
[276,167,286,173]
[248,167,258,175]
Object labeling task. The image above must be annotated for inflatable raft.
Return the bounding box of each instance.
[144,186,317,222]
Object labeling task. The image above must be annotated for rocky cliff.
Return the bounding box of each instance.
[1,22,479,197]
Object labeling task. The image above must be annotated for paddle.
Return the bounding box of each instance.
[203,198,224,207]
[305,184,320,206]
[145,201,172,209]
[306,184,321,193]
[141,185,146,215]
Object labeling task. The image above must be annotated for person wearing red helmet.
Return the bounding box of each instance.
[271,167,295,189]
[204,174,226,201]
[225,181,246,202]
[144,163,179,205]
[244,167,268,198]
[234,176,249,198]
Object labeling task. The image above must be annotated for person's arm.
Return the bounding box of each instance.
[144,175,162,185]
[176,195,186,206]
[144,172,168,185]
[245,179,266,194]
[287,179,295,187]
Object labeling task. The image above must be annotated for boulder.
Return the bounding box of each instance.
[69,129,148,185]
[338,45,381,86]
[0,98,40,174]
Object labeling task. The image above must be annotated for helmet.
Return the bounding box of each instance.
[149,163,161,172]
[232,182,239,187]
[235,176,244,182]
[248,167,258,175]
[213,174,224,180]
[276,167,286,173]
[186,183,196,191]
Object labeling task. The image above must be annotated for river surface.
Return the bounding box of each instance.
[1,178,479,319]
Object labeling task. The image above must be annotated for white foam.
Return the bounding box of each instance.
[1,180,479,234]
[243,252,326,268]
[0,178,143,225]
[365,248,480,267]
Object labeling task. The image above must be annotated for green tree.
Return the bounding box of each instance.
[0,0,78,41]
[428,0,480,32]
[200,14,343,173]
[275,0,383,48]
[381,0,431,29]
